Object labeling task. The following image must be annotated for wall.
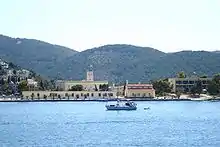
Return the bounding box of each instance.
[126,89,155,98]
[56,80,108,91]
[22,91,116,99]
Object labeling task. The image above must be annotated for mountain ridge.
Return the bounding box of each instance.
[0,34,220,82]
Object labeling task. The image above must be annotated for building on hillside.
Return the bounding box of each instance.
[168,77,211,93]
[27,79,38,90]
[17,69,30,80]
[55,70,108,91]
[7,70,13,77]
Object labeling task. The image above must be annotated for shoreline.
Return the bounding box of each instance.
[0,98,220,102]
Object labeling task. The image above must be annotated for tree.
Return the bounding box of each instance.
[31,93,35,100]
[39,80,44,90]
[7,76,11,83]
[207,74,220,95]
[11,76,16,83]
[200,75,207,78]
[58,94,61,99]
[13,70,17,75]
[17,77,21,82]
[65,93,69,99]
[18,80,28,91]
[207,81,219,95]
[43,94,47,100]
[69,85,83,91]
[213,74,220,83]
[177,71,186,78]
[94,84,98,91]
[152,79,172,96]
[37,93,40,99]
[8,62,16,69]
[99,84,109,91]
[190,80,203,95]
[0,78,5,85]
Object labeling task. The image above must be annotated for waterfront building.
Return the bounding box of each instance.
[22,91,116,99]
[55,70,108,91]
[168,77,211,93]
[125,84,155,98]
[114,81,155,98]
[56,80,108,91]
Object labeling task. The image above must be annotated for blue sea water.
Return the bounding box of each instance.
[0,101,220,147]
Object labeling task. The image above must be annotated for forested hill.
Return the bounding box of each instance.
[0,35,78,78]
[0,35,220,82]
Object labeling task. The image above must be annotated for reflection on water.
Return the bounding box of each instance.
[0,101,220,147]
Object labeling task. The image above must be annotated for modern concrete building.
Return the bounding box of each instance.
[168,77,211,93]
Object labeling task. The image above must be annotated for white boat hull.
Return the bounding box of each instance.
[105,105,137,110]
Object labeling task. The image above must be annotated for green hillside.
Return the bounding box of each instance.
[0,35,220,83]
[0,35,77,78]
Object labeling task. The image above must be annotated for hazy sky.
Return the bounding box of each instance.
[0,0,220,52]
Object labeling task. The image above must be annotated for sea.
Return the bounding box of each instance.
[0,101,220,147]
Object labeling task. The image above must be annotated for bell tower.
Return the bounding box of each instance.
[86,65,94,81]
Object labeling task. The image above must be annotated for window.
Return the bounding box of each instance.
[91,93,94,97]
[176,81,181,84]
[72,93,74,97]
[87,93,89,97]
[108,93,113,97]
[189,81,194,84]
[81,93,83,96]
[202,81,207,84]
[183,81,188,84]
[98,93,101,97]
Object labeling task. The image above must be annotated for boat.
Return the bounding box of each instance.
[105,100,137,110]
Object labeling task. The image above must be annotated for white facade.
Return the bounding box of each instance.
[86,71,94,81]
[55,80,108,91]
[27,79,38,87]
[22,91,116,99]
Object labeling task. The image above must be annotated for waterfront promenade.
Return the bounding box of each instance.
[0,96,219,102]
